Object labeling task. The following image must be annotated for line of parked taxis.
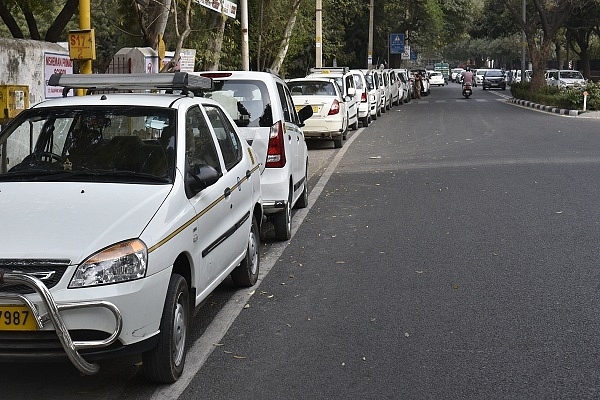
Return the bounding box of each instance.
[0,67,432,384]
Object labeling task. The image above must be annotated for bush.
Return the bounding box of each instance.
[510,80,599,111]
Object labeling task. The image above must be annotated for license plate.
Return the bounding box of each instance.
[295,105,320,113]
[0,305,37,331]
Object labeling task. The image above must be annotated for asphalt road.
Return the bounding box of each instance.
[5,84,600,399]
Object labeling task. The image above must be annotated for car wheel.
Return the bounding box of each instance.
[142,274,189,383]
[351,118,359,131]
[362,115,369,127]
[333,135,343,148]
[376,106,381,117]
[231,216,260,287]
[294,166,309,209]
[273,189,292,240]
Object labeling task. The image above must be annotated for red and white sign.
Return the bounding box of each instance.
[45,53,74,98]
[194,0,237,18]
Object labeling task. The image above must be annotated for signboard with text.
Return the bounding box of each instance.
[45,53,73,98]
[390,33,405,54]
[194,0,237,18]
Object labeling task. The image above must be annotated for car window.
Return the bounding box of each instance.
[204,80,272,128]
[0,106,176,181]
[289,81,336,96]
[352,74,364,90]
[276,81,293,123]
[204,104,242,171]
[185,106,221,174]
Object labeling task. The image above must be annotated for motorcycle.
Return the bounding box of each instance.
[462,81,473,98]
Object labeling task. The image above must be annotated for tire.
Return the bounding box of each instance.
[231,216,260,287]
[351,118,359,131]
[273,189,292,240]
[294,166,308,209]
[362,115,369,127]
[333,135,343,148]
[142,274,189,383]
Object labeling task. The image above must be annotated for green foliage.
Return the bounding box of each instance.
[510,81,600,111]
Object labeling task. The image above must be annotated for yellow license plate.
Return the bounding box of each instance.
[295,105,320,113]
[0,305,37,331]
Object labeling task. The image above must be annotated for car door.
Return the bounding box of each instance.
[184,105,241,292]
[276,81,307,199]
[343,73,358,122]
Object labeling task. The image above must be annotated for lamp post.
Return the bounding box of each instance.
[316,0,322,68]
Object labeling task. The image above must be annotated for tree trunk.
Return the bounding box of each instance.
[528,38,552,91]
[145,0,172,48]
[270,0,302,73]
[203,13,227,71]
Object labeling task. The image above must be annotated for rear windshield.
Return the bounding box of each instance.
[203,80,272,128]
[559,71,584,79]
[288,81,337,96]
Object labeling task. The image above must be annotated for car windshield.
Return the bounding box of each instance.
[559,71,584,79]
[203,79,272,128]
[0,106,176,183]
[288,81,337,96]
[486,70,504,77]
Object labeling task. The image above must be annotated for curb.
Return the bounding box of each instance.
[509,98,583,116]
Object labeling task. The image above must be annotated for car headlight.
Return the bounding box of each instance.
[69,239,148,288]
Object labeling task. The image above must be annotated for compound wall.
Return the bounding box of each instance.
[0,38,70,107]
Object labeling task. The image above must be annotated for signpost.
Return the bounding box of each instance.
[390,33,405,55]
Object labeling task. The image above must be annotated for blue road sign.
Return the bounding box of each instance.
[390,33,405,54]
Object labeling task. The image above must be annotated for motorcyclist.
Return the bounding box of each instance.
[462,67,474,87]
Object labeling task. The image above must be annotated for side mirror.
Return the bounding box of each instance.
[185,163,220,197]
[297,104,313,125]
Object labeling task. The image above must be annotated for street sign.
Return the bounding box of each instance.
[390,33,405,54]
[401,45,410,60]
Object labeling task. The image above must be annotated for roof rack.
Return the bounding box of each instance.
[309,67,349,74]
[48,72,213,97]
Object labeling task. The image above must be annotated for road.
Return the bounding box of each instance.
[5,84,600,399]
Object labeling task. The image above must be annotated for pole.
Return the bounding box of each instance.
[78,0,92,96]
[241,0,249,71]
[316,0,322,68]
[368,0,373,68]
[520,0,526,82]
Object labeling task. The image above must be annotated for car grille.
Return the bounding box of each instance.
[0,259,70,294]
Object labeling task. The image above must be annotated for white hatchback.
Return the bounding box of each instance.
[429,71,446,86]
[198,71,312,241]
[0,73,263,383]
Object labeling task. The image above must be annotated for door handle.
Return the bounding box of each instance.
[224,187,232,197]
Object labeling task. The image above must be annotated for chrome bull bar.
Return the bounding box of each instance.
[0,272,123,375]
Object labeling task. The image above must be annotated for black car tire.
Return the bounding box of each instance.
[142,274,189,383]
[231,216,260,287]
[273,189,292,240]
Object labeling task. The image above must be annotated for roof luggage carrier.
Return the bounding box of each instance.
[48,72,213,97]
[309,67,350,74]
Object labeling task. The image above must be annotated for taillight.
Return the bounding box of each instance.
[328,99,340,115]
[361,92,367,102]
[266,121,287,168]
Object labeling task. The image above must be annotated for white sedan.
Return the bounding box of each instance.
[429,71,446,86]
[288,77,349,148]
[0,73,262,383]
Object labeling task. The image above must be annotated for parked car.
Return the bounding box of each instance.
[288,77,348,148]
[306,67,359,130]
[350,69,372,127]
[546,69,586,88]
[198,70,311,240]
[428,71,446,86]
[387,69,401,106]
[513,69,532,83]
[379,69,392,111]
[394,68,412,103]
[372,69,387,114]
[363,69,382,120]
[482,69,507,90]
[0,72,263,383]
[410,68,430,96]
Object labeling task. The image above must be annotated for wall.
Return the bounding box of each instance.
[0,38,70,107]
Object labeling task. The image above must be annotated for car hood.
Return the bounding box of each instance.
[0,182,171,262]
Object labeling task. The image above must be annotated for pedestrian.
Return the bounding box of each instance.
[414,73,422,99]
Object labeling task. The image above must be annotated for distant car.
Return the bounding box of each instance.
[513,69,532,83]
[428,71,445,86]
[288,77,348,148]
[0,72,263,383]
[482,69,507,90]
[546,69,586,88]
[363,69,382,120]
[350,69,372,127]
[410,68,430,96]
[451,68,464,82]
[387,69,401,106]
[475,69,488,86]
[306,67,359,130]
[198,70,312,241]
[394,69,412,103]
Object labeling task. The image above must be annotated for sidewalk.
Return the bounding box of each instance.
[509,97,600,118]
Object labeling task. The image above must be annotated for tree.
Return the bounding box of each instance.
[0,0,78,42]
[502,0,578,91]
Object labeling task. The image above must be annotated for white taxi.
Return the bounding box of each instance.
[287,77,348,148]
[0,73,262,383]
